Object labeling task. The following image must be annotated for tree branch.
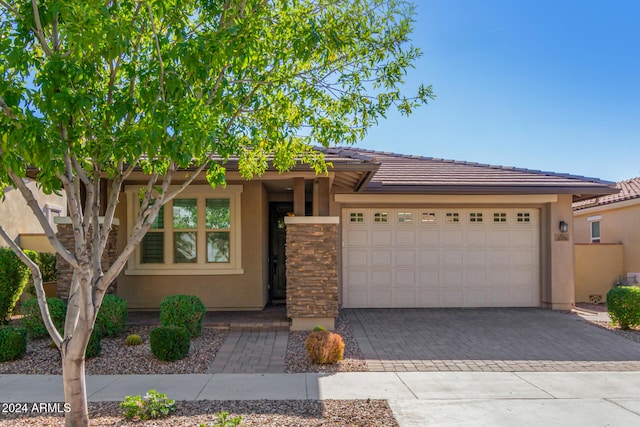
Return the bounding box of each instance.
[0,226,63,346]
[31,0,53,56]
[147,3,165,102]
[0,0,22,18]
[0,94,16,119]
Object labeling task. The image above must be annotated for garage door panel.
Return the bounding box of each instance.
[371,229,392,246]
[395,230,417,246]
[370,289,393,307]
[370,269,392,287]
[419,249,440,266]
[342,207,539,308]
[419,229,440,245]
[443,250,463,266]
[396,289,417,307]
[371,249,392,266]
[396,250,416,266]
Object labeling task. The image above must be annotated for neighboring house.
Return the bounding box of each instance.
[573,177,640,302]
[0,178,66,252]
[54,148,617,330]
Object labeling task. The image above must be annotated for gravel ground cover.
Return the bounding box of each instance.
[286,312,367,373]
[0,400,398,427]
[575,302,640,344]
[0,326,228,375]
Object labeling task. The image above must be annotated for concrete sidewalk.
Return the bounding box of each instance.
[2,372,640,426]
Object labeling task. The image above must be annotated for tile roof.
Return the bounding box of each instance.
[573,177,640,210]
[321,147,618,197]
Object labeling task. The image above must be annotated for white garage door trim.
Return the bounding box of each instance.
[342,208,540,308]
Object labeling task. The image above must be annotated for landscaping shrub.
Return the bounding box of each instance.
[199,411,244,427]
[607,286,640,330]
[37,252,57,283]
[305,329,345,364]
[0,248,37,323]
[20,297,66,338]
[125,334,143,346]
[159,294,206,337]
[94,294,128,337]
[120,389,175,420]
[85,331,101,359]
[0,326,27,362]
[150,326,190,361]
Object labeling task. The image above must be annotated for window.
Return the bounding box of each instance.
[373,212,388,223]
[350,212,364,223]
[590,221,601,243]
[421,212,436,223]
[44,203,63,230]
[516,212,531,223]
[445,212,460,223]
[493,212,507,223]
[398,212,412,223]
[469,212,483,223]
[126,185,242,275]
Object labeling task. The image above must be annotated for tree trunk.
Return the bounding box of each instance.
[61,333,90,427]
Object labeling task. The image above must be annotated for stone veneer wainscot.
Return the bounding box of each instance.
[285,216,339,331]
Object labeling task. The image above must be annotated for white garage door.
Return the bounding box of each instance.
[342,208,540,308]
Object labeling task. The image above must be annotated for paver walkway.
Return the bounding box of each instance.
[346,308,640,372]
[207,329,289,374]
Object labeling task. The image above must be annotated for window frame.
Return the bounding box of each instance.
[125,184,243,275]
[590,220,601,243]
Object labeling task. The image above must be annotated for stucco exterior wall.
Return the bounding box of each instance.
[542,194,575,310]
[574,243,622,303]
[574,201,640,276]
[116,181,268,310]
[0,179,66,247]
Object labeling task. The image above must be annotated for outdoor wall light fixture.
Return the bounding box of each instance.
[559,221,568,233]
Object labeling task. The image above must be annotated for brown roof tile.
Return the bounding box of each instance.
[573,177,640,210]
[321,147,617,197]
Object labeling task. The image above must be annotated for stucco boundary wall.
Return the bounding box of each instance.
[285,216,339,331]
[574,243,623,303]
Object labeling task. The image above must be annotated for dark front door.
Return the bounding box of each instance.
[269,203,292,302]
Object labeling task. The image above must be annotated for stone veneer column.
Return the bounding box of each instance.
[284,216,339,331]
[54,217,120,301]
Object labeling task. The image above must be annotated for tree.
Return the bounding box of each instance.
[0,0,432,425]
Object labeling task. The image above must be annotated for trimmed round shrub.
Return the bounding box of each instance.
[0,248,37,323]
[85,331,101,359]
[607,286,640,330]
[20,297,66,338]
[150,326,190,361]
[95,294,128,337]
[159,295,206,338]
[305,330,345,365]
[125,334,143,346]
[0,326,27,362]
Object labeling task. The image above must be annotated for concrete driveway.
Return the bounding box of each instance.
[345,308,640,372]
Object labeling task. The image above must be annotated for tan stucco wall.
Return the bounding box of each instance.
[574,243,622,302]
[542,194,575,310]
[116,181,268,310]
[18,234,55,253]
[0,180,66,247]
[574,201,640,276]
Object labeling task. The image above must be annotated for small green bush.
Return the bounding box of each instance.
[125,334,143,346]
[0,248,37,323]
[95,294,128,337]
[37,252,57,283]
[85,331,102,359]
[607,286,640,330]
[199,411,244,427]
[159,294,206,337]
[305,330,345,365]
[0,326,27,362]
[312,325,327,332]
[150,326,190,361]
[20,297,66,338]
[120,389,175,420]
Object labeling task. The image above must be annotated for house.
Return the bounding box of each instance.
[573,177,640,302]
[0,178,66,252]
[54,147,617,330]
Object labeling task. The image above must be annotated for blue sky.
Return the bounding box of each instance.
[358,0,640,183]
